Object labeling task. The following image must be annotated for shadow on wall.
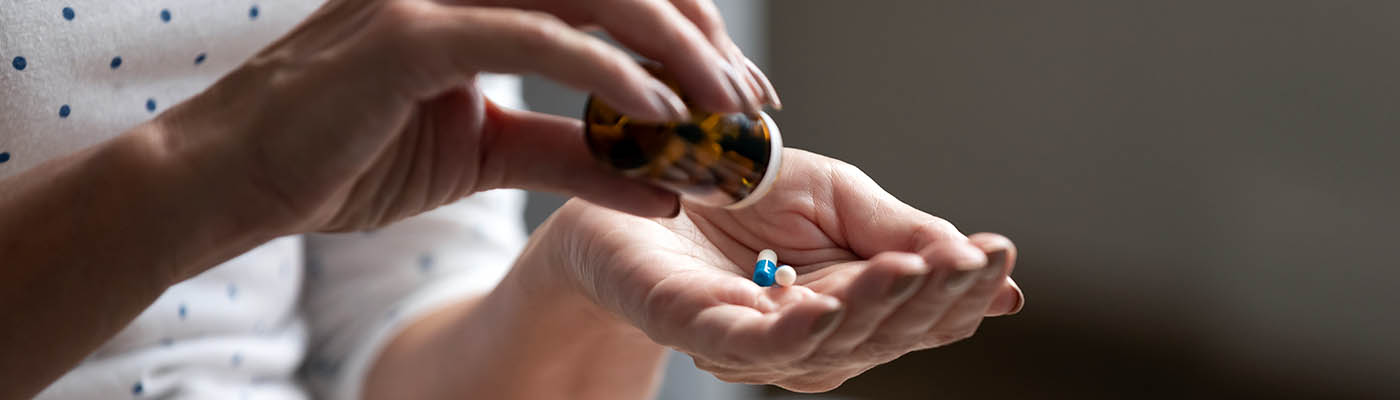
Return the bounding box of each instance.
[767,0,1400,398]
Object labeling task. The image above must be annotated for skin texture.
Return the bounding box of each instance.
[546,149,1024,392]
[366,149,1022,398]
[0,0,772,397]
[0,0,1019,398]
[365,217,672,400]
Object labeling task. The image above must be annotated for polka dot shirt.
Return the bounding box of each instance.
[2,2,529,399]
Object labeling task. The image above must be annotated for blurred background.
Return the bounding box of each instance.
[525,1,1400,398]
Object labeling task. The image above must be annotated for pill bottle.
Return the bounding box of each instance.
[582,69,783,209]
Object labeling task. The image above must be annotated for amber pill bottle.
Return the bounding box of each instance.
[582,72,783,209]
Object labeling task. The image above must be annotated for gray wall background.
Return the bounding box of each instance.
[768,0,1399,397]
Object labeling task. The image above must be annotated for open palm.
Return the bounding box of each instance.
[551,149,1021,392]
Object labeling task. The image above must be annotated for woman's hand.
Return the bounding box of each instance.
[461,0,781,111]
[548,149,1024,392]
[158,0,776,245]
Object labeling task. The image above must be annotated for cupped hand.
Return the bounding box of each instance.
[551,149,1023,392]
[157,0,775,237]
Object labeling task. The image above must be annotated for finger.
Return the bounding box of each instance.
[860,239,988,345]
[478,104,679,217]
[668,0,782,108]
[589,0,757,114]
[741,57,782,109]
[689,294,843,366]
[986,278,1024,316]
[923,235,1017,343]
[806,252,929,355]
[816,158,974,260]
[398,5,690,122]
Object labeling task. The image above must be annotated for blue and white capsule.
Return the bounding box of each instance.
[752,249,778,287]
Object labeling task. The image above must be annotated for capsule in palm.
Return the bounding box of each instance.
[752,249,778,287]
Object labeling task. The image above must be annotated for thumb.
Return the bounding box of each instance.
[478,102,679,218]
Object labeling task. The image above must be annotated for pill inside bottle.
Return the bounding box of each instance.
[583,65,783,209]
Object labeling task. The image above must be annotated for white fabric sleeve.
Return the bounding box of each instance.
[300,73,530,400]
[300,189,529,400]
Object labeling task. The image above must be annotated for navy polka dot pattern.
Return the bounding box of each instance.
[417,253,433,272]
[2,4,530,397]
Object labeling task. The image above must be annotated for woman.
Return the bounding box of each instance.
[0,0,1024,398]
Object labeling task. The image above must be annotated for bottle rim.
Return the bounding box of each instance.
[724,111,782,210]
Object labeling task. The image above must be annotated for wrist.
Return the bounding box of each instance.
[371,224,665,400]
[127,116,287,280]
[513,216,645,338]
[489,214,667,399]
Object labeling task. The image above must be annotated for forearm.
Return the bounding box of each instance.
[364,224,668,400]
[0,122,278,398]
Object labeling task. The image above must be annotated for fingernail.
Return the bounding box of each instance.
[944,270,979,293]
[719,62,762,118]
[742,57,782,110]
[810,308,844,337]
[980,250,1008,281]
[668,199,682,219]
[647,79,691,122]
[1007,279,1025,315]
[886,274,924,301]
[946,243,991,271]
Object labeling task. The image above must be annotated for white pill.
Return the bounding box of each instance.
[758,249,777,264]
[775,265,797,287]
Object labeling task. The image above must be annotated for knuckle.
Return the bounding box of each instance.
[917,218,961,239]
[691,356,738,375]
[855,338,906,358]
[366,3,441,61]
[711,370,781,386]
[926,327,977,346]
[768,342,810,363]
[379,1,428,25]
[822,159,887,196]
[800,352,853,371]
[506,10,570,53]
[738,339,787,362]
[637,278,688,344]
[675,0,726,32]
[826,159,867,182]
[865,328,922,348]
[780,374,849,393]
[591,47,636,80]
[764,334,816,362]
[374,2,437,41]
